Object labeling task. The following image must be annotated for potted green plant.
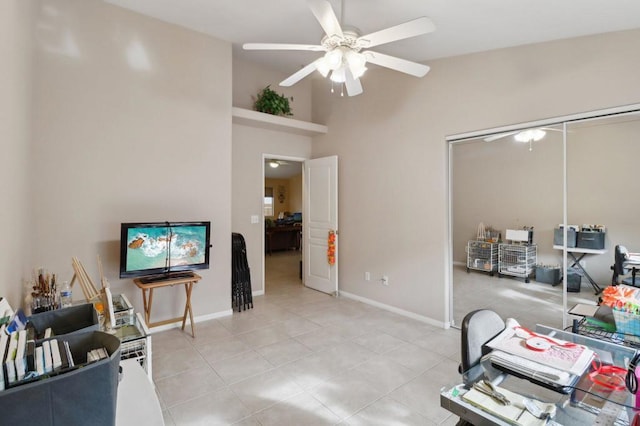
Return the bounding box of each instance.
[254,85,293,116]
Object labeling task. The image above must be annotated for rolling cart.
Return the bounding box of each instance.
[466,240,498,275]
[498,243,537,283]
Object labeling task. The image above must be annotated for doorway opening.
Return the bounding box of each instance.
[264,156,304,294]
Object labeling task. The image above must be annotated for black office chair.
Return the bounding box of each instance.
[455,309,505,426]
[611,245,640,287]
[458,309,505,380]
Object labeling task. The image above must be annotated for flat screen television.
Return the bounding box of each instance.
[119,221,211,281]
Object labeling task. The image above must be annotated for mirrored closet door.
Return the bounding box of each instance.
[449,105,640,331]
[449,124,565,330]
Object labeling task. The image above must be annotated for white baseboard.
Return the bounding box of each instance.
[146,309,233,334]
[339,290,449,329]
[453,261,465,267]
[252,290,265,297]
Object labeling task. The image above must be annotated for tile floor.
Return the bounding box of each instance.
[154,251,463,425]
[452,264,598,331]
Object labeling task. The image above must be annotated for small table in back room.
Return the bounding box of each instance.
[553,245,607,295]
[133,273,200,337]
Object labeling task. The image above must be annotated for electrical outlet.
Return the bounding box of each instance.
[381,275,389,286]
[365,272,370,281]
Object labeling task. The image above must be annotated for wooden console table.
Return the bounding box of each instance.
[133,273,200,337]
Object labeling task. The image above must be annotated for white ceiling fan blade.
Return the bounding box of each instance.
[280,60,321,87]
[365,51,430,77]
[358,17,435,49]
[243,43,325,52]
[484,127,562,142]
[484,131,518,142]
[345,68,363,97]
[307,0,343,38]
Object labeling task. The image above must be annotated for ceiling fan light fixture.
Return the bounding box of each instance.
[315,57,331,77]
[515,129,546,143]
[330,66,346,83]
[269,161,279,168]
[324,49,343,70]
[345,50,367,78]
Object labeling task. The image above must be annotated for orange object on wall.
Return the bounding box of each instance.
[327,230,336,265]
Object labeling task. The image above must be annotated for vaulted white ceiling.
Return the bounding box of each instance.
[104,0,640,76]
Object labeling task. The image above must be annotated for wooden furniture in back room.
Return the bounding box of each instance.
[265,225,302,255]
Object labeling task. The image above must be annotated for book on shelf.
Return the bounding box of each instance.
[25,340,35,373]
[35,346,44,375]
[5,331,18,385]
[50,339,62,370]
[86,347,108,363]
[14,329,27,381]
[0,324,8,390]
[42,340,52,373]
[63,341,74,368]
[58,340,69,370]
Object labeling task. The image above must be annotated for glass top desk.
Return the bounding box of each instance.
[441,325,638,425]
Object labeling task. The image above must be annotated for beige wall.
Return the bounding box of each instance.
[29,0,233,320]
[233,57,312,122]
[0,1,35,308]
[264,175,303,218]
[265,178,291,218]
[232,124,311,294]
[289,173,303,213]
[312,29,640,325]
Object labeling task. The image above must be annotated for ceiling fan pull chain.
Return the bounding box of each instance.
[341,83,344,97]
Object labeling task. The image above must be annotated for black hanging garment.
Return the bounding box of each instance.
[232,233,253,311]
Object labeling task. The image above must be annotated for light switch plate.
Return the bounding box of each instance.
[251,215,259,224]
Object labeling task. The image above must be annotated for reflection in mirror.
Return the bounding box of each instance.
[451,124,573,330]
[566,111,640,299]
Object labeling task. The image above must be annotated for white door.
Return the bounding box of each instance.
[304,156,338,295]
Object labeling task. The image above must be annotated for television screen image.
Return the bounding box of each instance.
[119,222,211,279]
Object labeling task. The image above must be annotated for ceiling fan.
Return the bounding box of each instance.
[484,127,563,151]
[243,0,436,97]
[266,159,291,168]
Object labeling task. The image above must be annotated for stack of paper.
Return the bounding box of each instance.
[485,319,594,387]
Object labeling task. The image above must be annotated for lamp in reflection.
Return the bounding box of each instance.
[515,129,546,151]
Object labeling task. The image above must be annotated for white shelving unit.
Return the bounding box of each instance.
[109,294,152,380]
